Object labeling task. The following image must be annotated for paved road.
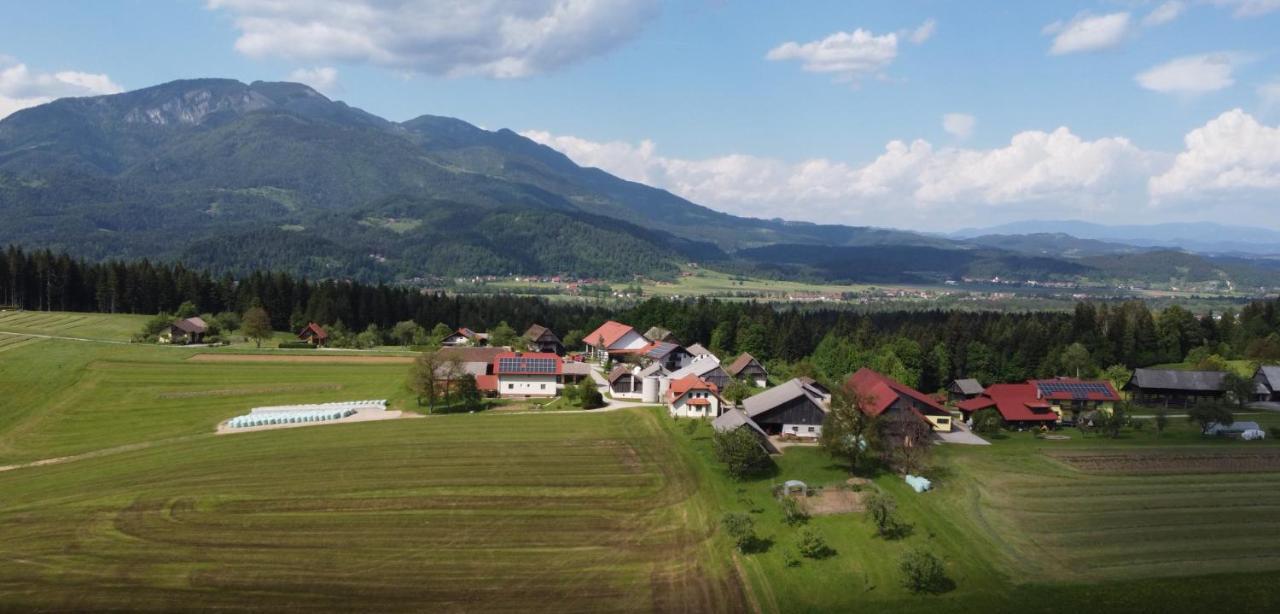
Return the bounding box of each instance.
[934,421,990,446]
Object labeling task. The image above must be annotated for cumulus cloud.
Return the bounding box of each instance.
[766,20,931,85]
[522,125,1158,227]
[1143,1,1187,26]
[1044,12,1131,55]
[287,66,340,95]
[1209,0,1280,17]
[207,0,660,78]
[1150,109,1280,201]
[0,58,123,119]
[942,113,976,139]
[1136,52,1240,94]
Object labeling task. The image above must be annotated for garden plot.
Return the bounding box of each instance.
[1050,449,1280,474]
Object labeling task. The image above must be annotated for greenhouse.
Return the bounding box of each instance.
[226,400,386,429]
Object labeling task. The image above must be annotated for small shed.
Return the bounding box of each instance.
[782,480,808,496]
[948,378,984,401]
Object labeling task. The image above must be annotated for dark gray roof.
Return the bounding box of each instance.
[1258,366,1280,390]
[951,378,984,395]
[740,378,828,419]
[668,355,723,380]
[1128,368,1226,392]
[712,408,778,453]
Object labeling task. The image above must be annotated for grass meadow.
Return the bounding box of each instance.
[4,311,1280,612]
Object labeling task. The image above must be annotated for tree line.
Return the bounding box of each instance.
[7,246,1280,391]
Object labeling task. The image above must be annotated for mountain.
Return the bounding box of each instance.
[3,78,1280,289]
[0,78,962,280]
[961,233,1153,258]
[953,220,1280,256]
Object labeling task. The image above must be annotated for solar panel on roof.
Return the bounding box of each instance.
[1037,381,1111,399]
[499,357,558,373]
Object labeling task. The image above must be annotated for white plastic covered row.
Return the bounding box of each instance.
[227,400,386,429]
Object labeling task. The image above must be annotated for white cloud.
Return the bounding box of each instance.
[287,66,340,95]
[1045,12,1131,55]
[1136,52,1239,94]
[1209,0,1280,17]
[0,58,123,119]
[942,113,976,139]
[206,0,660,79]
[1143,1,1186,26]
[522,126,1157,228]
[1150,109,1280,201]
[906,19,936,45]
[766,27,900,84]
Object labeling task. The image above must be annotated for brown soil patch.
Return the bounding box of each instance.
[187,353,413,364]
[1051,449,1280,474]
[800,489,866,516]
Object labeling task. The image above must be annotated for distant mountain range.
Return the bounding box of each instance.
[2,78,1279,289]
[953,220,1280,256]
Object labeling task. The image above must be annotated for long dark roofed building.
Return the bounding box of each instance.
[1123,368,1226,407]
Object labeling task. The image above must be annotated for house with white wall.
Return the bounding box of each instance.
[493,352,562,398]
[666,374,724,419]
[583,320,651,361]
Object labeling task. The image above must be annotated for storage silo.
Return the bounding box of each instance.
[642,376,660,403]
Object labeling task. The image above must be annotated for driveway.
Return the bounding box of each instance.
[934,421,990,445]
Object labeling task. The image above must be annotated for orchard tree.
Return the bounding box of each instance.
[408,351,443,410]
[820,386,878,474]
[241,306,272,348]
[712,427,772,479]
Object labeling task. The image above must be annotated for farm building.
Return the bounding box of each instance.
[1030,378,1120,421]
[739,378,829,439]
[948,378,984,401]
[797,376,831,397]
[640,341,693,371]
[846,368,953,433]
[608,366,644,398]
[685,343,713,358]
[297,322,328,346]
[667,374,724,418]
[644,325,680,344]
[442,327,490,347]
[161,317,207,344]
[1252,366,1280,402]
[583,320,650,361]
[492,352,561,397]
[560,361,592,385]
[712,408,779,453]
[1203,420,1264,438]
[957,383,1060,428]
[726,352,768,388]
[667,354,731,392]
[522,324,564,355]
[1123,368,1226,407]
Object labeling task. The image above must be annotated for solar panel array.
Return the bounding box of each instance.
[498,356,559,374]
[1036,381,1112,399]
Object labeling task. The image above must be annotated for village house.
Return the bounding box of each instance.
[1030,378,1120,422]
[667,354,731,392]
[644,325,680,344]
[738,378,829,439]
[726,352,768,388]
[1123,368,1226,407]
[712,408,780,453]
[522,324,565,355]
[442,327,489,347]
[492,352,562,398]
[297,322,329,347]
[666,374,724,418]
[1252,366,1280,402]
[434,347,506,397]
[583,320,651,361]
[560,361,592,385]
[957,383,1060,428]
[846,367,953,433]
[685,342,713,358]
[161,317,207,344]
[640,341,693,371]
[947,378,985,402]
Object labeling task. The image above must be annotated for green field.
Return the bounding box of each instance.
[4,312,1280,611]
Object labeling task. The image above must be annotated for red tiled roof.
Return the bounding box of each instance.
[476,374,498,392]
[492,352,563,376]
[667,374,720,404]
[846,368,949,417]
[726,353,760,376]
[687,398,711,406]
[298,322,328,340]
[584,320,641,349]
[960,383,1058,422]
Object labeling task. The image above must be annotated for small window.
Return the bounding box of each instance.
[808,427,815,433]
[540,384,546,390]
[507,384,514,390]
[791,426,799,432]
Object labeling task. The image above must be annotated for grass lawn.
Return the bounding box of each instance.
[0,309,150,342]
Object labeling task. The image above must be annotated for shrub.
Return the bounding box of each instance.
[795,528,834,559]
[900,549,952,594]
[721,512,758,553]
[971,408,1003,435]
[712,427,773,480]
[866,492,910,539]
[780,496,809,526]
[782,549,801,568]
[278,341,315,349]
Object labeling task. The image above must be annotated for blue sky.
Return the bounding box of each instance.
[2,1,1279,230]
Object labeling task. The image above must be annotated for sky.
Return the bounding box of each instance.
[1,0,1278,231]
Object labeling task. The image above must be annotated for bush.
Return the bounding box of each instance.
[780,496,809,526]
[971,408,1003,435]
[795,528,834,559]
[278,341,315,349]
[866,492,911,539]
[900,549,952,594]
[782,549,801,568]
[721,512,759,553]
